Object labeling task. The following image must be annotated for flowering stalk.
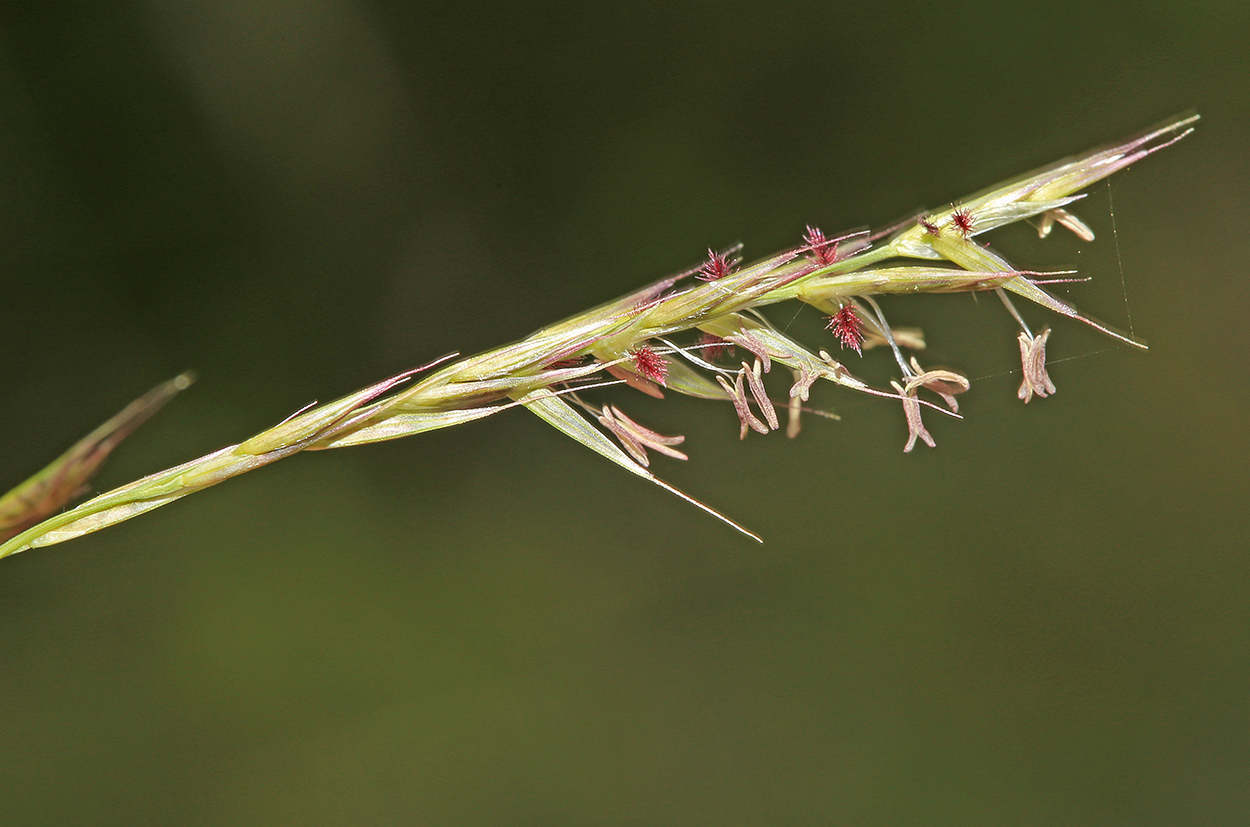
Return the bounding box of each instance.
[0,115,1197,556]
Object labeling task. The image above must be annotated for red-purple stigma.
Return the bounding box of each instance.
[697,249,736,281]
[803,225,839,265]
[631,345,669,385]
[826,304,864,355]
[951,207,975,239]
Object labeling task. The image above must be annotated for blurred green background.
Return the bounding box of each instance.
[2,1,1247,824]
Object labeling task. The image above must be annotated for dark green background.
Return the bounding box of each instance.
[2,1,1246,824]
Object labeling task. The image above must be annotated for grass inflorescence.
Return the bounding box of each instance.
[0,115,1198,555]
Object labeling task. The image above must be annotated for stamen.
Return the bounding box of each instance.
[891,380,936,452]
[904,357,970,413]
[742,360,779,431]
[598,405,688,466]
[716,371,769,439]
[1017,329,1056,402]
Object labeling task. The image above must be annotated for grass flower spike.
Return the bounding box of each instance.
[0,115,1198,557]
